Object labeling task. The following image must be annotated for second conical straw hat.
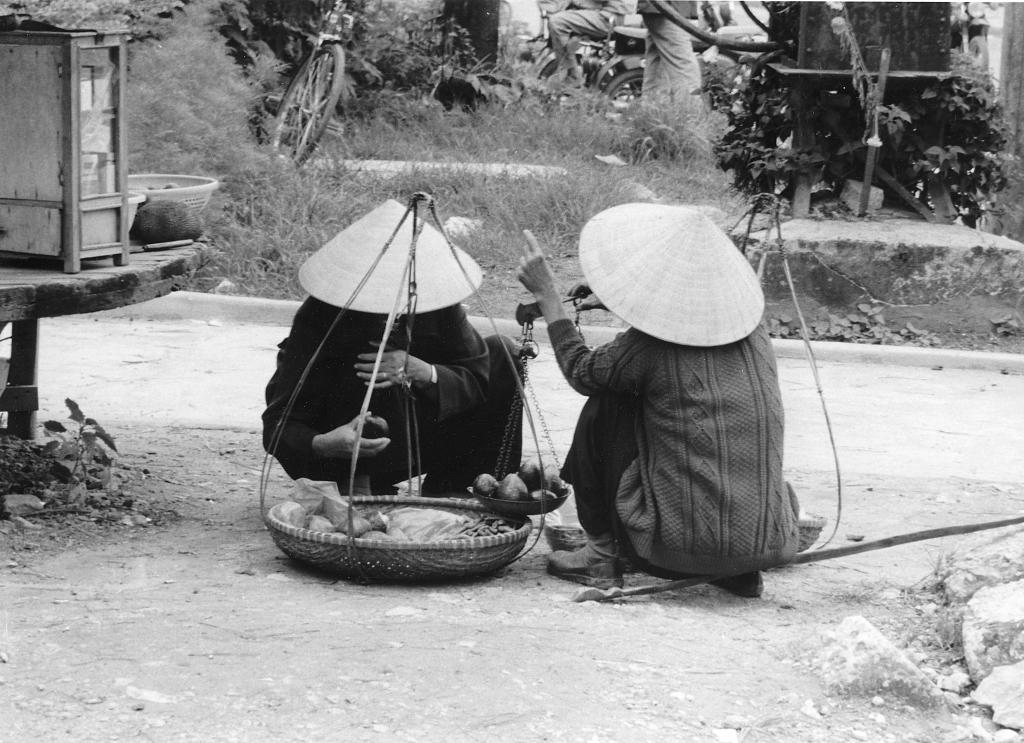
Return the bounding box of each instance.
[299,199,483,312]
[579,203,764,346]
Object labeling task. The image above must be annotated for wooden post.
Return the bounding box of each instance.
[791,80,815,219]
[3,319,39,438]
[1002,3,1024,160]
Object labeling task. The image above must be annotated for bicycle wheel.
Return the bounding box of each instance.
[271,44,346,166]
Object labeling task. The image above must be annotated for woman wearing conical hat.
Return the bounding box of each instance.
[517,204,800,597]
[263,200,522,495]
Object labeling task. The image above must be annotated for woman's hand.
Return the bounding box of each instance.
[517,230,570,324]
[355,342,432,389]
[312,412,391,459]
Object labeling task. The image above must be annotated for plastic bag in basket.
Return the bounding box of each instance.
[291,478,347,512]
[384,506,476,542]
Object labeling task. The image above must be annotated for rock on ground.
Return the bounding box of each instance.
[935,529,1024,646]
[962,581,1024,682]
[814,615,947,708]
[973,660,1024,731]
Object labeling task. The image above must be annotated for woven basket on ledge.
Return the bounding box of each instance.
[264,495,532,581]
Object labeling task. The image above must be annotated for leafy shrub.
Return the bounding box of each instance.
[708,3,1009,226]
[42,399,118,492]
[4,0,188,39]
[126,5,275,182]
[219,0,461,104]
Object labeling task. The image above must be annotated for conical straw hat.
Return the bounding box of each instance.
[579,203,764,346]
[299,199,483,312]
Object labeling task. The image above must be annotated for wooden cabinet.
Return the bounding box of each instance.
[0,29,130,273]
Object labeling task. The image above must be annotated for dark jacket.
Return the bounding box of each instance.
[263,297,490,484]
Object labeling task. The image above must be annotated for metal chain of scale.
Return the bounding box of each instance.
[492,317,561,479]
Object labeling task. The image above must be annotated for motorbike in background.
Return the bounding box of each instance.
[523,2,766,103]
[524,11,648,101]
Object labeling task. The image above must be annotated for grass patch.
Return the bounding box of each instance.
[194,91,736,316]
[122,8,737,313]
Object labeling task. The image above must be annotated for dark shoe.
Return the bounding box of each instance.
[710,571,763,599]
[547,545,623,589]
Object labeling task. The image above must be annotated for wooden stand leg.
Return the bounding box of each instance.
[2,319,40,438]
[791,81,815,218]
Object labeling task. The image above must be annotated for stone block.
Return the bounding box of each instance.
[737,217,1024,306]
[934,530,1024,645]
[973,660,1024,731]
[937,530,1024,607]
[840,179,884,214]
[814,615,947,707]
[962,580,1024,682]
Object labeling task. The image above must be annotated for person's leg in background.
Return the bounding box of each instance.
[640,11,704,124]
[548,9,613,85]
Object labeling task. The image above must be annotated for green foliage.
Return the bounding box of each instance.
[0,399,118,519]
[42,399,118,493]
[708,13,1009,226]
[218,0,462,104]
[613,103,715,165]
[195,94,733,302]
[126,5,275,181]
[6,0,188,39]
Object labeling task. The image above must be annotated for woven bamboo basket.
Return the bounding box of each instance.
[798,513,828,552]
[264,495,532,581]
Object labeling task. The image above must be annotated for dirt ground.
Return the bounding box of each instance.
[3,417,1022,741]
[2,266,1022,740]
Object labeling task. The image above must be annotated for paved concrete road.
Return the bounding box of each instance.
[27,292,1024,491]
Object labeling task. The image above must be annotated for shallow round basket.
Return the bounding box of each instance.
[126,174,219,212]
[264,495,532,581]
[471,486,570,517]
[798,513,828,552]
[545,524,587,552]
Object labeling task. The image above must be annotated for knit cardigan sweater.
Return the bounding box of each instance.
[548,318,799,575]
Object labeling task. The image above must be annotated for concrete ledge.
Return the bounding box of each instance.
[96,291,1024,374]
[742,217,1024,306]
[314,159,569,180]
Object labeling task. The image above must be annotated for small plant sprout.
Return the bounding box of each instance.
[42,399,118,496]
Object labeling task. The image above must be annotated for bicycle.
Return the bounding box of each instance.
[270,0,353,166]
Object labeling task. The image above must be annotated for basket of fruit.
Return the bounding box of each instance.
[468,459,571,517]
[264,494,532,581]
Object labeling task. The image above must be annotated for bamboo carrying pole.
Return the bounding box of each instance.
[572,514,1024,602]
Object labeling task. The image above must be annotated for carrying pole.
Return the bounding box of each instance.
[573,514,1024,602]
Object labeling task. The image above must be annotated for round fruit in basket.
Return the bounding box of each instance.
[517,460,544,491]
[496,473,531,501]
[472,472,499,497]
[542,463,568,496]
